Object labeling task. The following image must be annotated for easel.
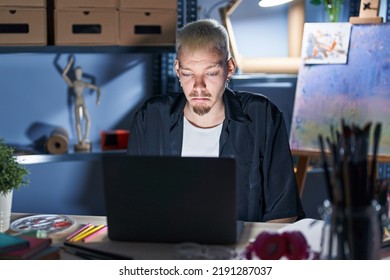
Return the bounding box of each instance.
[293,0,385,196]
[292,150,321,197]
[350,0,383,24]
[293,150,390,199]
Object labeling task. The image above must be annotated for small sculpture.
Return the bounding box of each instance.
[62,56,101,152]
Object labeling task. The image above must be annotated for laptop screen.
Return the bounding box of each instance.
[101,154,239,244]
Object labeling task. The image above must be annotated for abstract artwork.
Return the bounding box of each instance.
[301,23,352,64]
[290,23,390,156]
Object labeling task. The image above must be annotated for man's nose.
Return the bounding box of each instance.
[193,76,206,93]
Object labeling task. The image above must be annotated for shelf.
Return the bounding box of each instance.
[16,149,126,165]
[0,45,176,54]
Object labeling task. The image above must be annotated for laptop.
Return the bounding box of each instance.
[101,154,242,245]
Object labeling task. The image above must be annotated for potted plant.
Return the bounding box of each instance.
[0,138,29,232]
[310,0,344,22]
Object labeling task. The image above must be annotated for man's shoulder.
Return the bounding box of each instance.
[138,93,182,111]
[233,90,270,103]
[231,90,278,111]
[143,93,181,106]
[136,93,184,117]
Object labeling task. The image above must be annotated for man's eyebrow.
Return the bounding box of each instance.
[206,63,220,70]
[178,63,222,70]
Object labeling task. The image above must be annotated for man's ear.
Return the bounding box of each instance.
[174,59,180,78]
[227,57,237,78]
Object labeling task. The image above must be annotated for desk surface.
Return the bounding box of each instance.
[10,213,287,260]
[9,213,390,260]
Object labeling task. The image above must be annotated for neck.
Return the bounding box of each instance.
[184,104,225,128]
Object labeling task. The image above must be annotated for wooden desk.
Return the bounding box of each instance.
[9,213,390,260]
[64,221,287,260]
[10,213,287,260]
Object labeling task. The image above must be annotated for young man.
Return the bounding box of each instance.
[127,19,305,223]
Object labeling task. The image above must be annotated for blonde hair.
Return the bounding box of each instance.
[176,19,231,61]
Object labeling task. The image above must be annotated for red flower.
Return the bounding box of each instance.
[252,232,286,260]
[282,231,309,260]
[245,230,311,260]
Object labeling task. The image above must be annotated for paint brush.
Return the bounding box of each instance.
[370,123,382,199]
[319,135,334,203]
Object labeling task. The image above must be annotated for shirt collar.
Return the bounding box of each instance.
[223,88,251,124]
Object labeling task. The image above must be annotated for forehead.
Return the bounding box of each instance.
[178,48,224,69]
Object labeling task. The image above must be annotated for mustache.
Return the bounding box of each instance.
[189,91,212,98]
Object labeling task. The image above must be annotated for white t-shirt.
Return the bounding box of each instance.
[181,117,223,157]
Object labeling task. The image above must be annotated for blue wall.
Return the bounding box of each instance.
[13,158,107,215]
[0,53,152,150]
[0,53,153,215]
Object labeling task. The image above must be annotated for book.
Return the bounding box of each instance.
[0,233,29,254]
[0,235,52,260]
[63,241,131,260]
[30,245,60,260]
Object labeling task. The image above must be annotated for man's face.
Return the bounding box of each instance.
[175,48,235,116]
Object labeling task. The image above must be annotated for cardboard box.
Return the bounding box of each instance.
[118,9,176,46]
[54,0,117,8]
[119,0,176,9]
[0,0,46,7]
[54,9,117,45]
[0,8,46,45]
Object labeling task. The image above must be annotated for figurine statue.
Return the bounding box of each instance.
[62,56,101,152]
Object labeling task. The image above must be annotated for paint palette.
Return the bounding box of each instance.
[10,214,76,234]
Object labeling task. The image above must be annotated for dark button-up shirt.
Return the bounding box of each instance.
[127,88,305,222]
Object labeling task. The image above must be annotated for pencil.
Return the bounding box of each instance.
[83,225,107,242]
[71,225,106,242]
[69,225,95,242]
[65,223,92,241]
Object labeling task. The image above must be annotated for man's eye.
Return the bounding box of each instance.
[206,72,218,77]
[182,73,193,77]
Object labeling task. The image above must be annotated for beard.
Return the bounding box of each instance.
[192,104,211,116]
[189,91,212,116]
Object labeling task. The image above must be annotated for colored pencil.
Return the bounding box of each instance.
[83,226,107,243]
[69,225,95,242]
[65,223,92,241]
[71,225,106,242]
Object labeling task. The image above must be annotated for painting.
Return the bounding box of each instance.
[289,23,390,156]
[301,23,352,64]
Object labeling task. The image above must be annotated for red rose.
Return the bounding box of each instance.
[252,232,286,260]
[282,231,309,260]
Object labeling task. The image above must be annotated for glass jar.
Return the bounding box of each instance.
[320,201,381,259]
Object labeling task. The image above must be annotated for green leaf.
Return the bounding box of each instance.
[0,138,29,196]
[310,0,322,5]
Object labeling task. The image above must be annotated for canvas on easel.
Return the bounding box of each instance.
[290,23,390,158]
